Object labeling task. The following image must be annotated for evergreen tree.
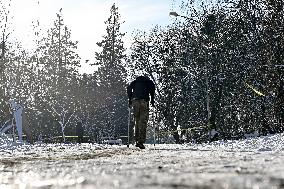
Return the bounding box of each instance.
[0,1,11,127]
[33,10,81,141]
[93,3,128,139]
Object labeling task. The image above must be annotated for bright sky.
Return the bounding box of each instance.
[3,0,184,74]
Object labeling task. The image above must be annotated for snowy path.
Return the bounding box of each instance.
[1,134,284,189]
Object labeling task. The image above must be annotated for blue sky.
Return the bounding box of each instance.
[5,0,184,73]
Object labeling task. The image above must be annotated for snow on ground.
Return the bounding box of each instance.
[1,134,284,189]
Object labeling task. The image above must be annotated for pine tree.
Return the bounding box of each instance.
[0,1,11,126]
[93,3,128,138]
[34,10,81,141]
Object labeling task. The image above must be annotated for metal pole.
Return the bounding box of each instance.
[127,107,130,148]
[153,108,156,146]
[156,109,159,144]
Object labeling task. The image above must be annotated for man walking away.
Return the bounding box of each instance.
[127,75,155,149]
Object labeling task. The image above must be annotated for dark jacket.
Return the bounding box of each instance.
[127,76,155,102]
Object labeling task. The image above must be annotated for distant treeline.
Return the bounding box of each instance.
[1,1,284,143]
[128,0,284,142]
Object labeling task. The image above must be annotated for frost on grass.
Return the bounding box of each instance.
[1,134,284,188]
[0,143,134,162]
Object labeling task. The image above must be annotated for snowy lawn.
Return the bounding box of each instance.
[1,134,284,189]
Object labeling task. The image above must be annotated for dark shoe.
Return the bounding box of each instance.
[136,142,145,149]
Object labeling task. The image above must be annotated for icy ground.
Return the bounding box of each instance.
[2,134,284,189]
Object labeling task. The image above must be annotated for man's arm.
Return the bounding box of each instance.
[149,80,155,106]
[127,82,133,99]
[127,82,134,107]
